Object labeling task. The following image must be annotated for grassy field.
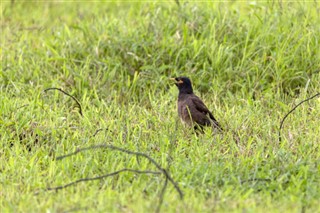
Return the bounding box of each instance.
[1,1,320,212]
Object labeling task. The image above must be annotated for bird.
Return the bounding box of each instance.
[171,76,223,133]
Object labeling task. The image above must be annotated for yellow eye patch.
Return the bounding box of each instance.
[170,78,184,84]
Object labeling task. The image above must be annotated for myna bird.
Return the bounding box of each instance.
[171,77,223,132]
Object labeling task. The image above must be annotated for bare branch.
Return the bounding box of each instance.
[92,128,104,137]
[278,92,320,143]
[156,177,168,213]
[46,168,161,191]
[92,128,113,137]
[43,87,83,116]
[56,144,184,199]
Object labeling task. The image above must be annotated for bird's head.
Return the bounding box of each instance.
[170,76,193,94]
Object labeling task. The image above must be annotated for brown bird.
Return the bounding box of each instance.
[171,77,222,132]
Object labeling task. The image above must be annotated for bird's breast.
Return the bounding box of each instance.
[177,100,193,126]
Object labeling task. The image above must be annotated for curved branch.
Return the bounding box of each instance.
[43,87,83,116]
[92,128,114,137]
[156,177,168,213]
[56,144,184,199]
[47,168,161,191]
[279,92,320,143]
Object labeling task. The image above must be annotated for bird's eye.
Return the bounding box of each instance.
[177,79,184,84]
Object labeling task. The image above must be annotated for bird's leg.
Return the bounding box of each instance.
[194,125,204,135]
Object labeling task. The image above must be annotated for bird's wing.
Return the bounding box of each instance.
[190,95,215,118]
[191,95,222,129]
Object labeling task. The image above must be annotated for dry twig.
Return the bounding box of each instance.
[156,177,169,213]
[43,87,83,116]
[56,144,184,200]
[278,92,320,143]
[47,168,161,191]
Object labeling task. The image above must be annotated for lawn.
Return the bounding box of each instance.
[1,1,320,212]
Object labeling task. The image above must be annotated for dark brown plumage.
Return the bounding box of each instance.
[171,77,222,132]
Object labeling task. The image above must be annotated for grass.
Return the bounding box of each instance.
[1,1,320,212]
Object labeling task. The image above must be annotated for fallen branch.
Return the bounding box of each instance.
[56,144,184,200]
[156,177,168,213]
[92,128,115,137]
[278,92,320,143]
[46,168,161,191]
[43,87,83,116]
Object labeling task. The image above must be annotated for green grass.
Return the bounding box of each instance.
[1,1,320,212]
